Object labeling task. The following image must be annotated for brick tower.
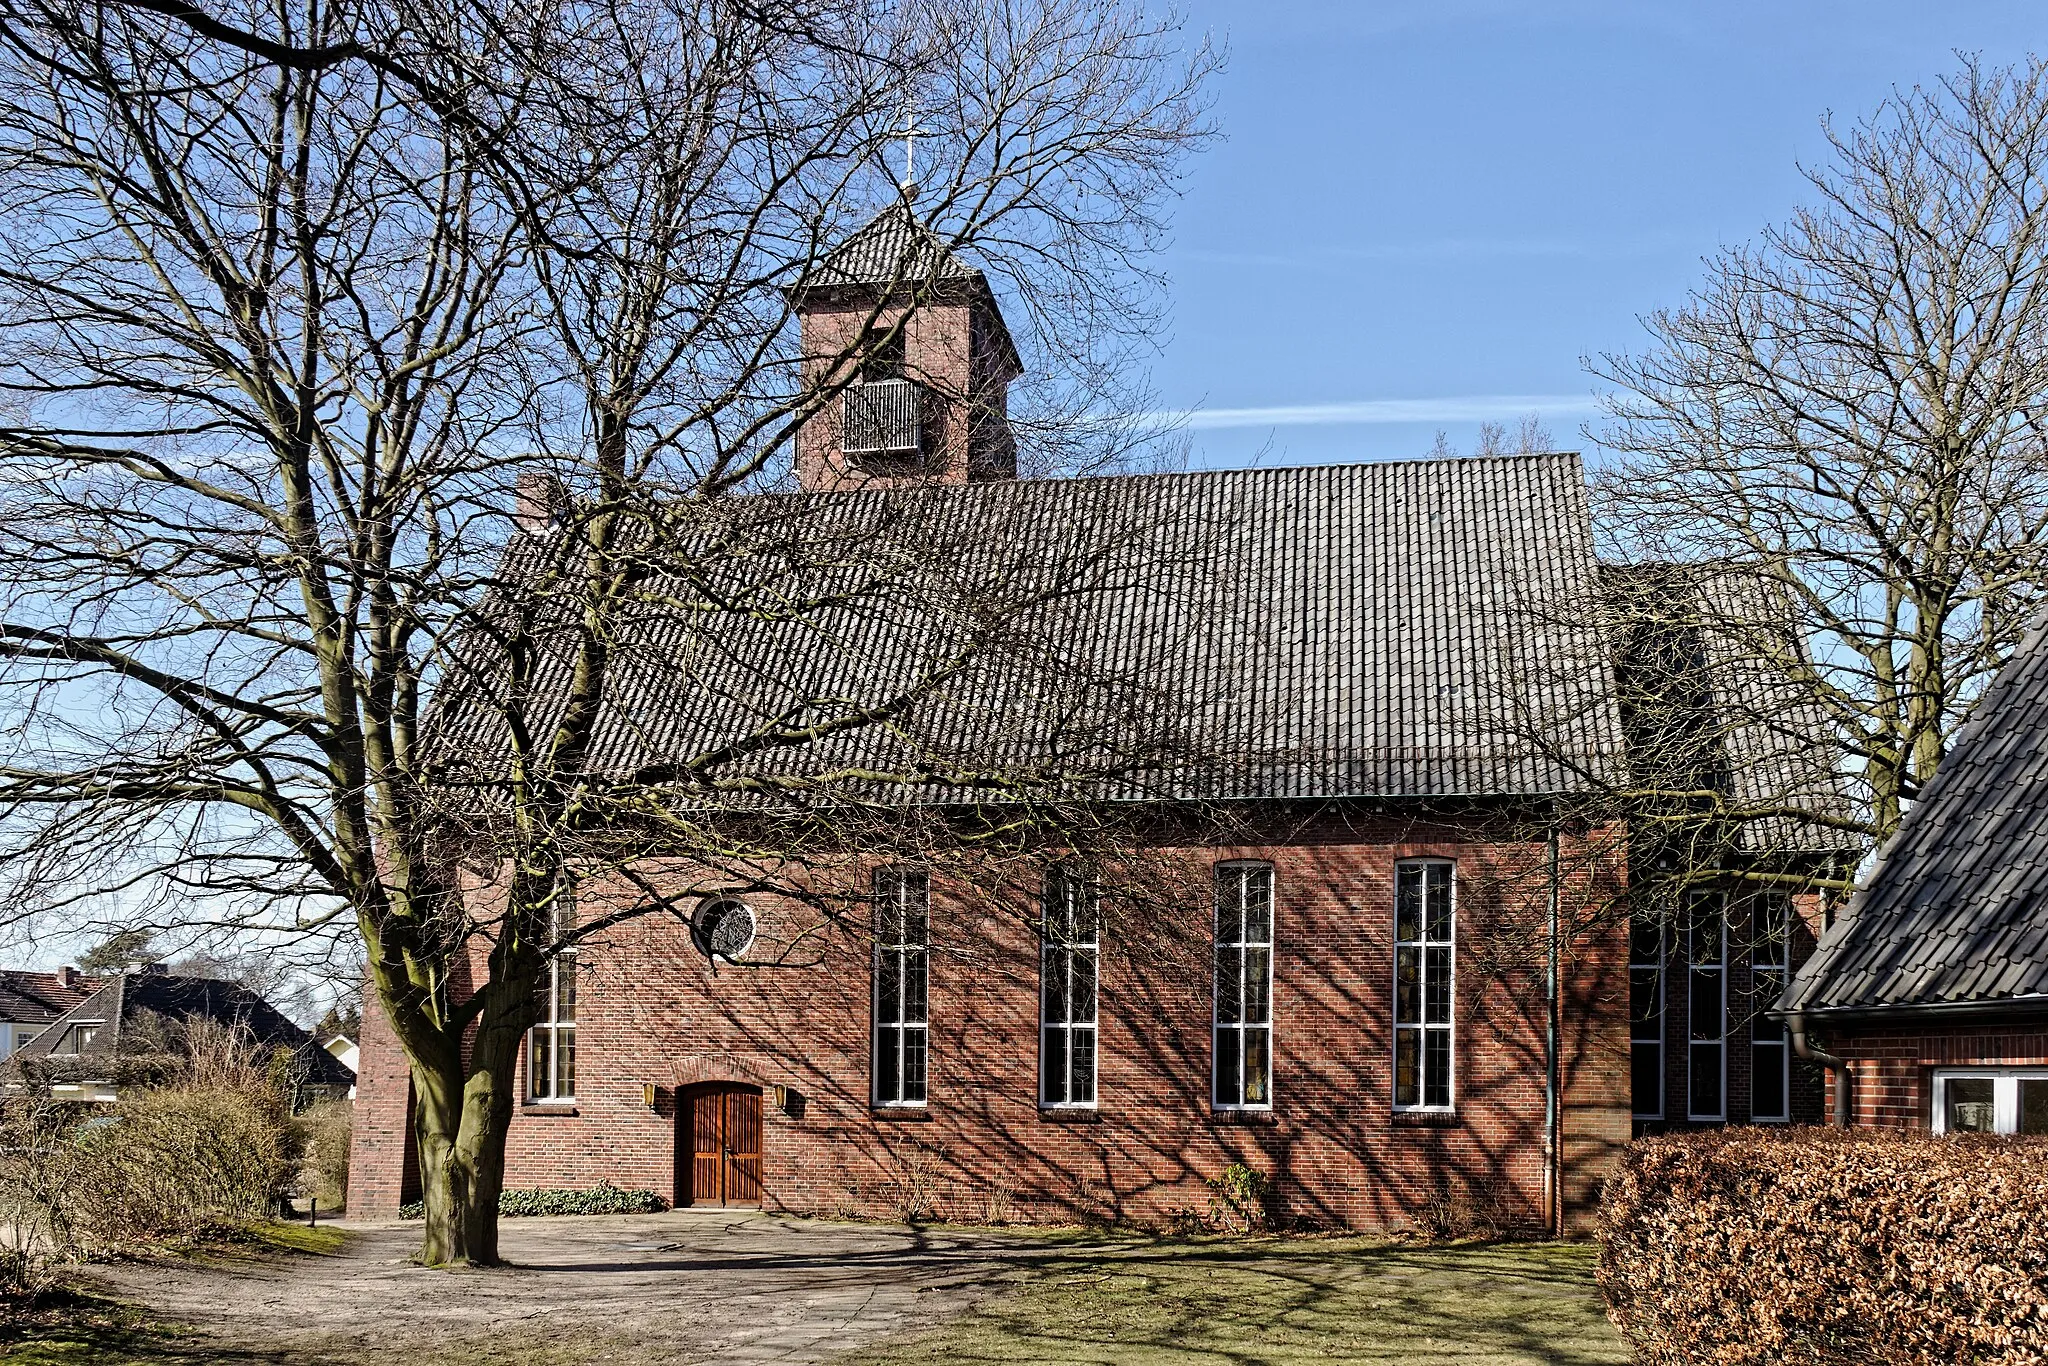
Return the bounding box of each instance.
[790,204,1022,492]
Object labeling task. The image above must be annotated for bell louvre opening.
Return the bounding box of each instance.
[842,378,922,459]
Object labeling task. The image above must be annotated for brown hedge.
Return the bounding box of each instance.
[1599,1128,2048,1365]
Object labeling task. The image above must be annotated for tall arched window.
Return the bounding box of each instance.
[1040,867,1099,1108]
[526,884,578,1104]
[1213,861,1274,1110]
[872,867,929,1107]
[1394,859,1454,1112]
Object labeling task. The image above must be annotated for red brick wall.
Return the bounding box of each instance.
[1830,1024,2048,1128]
[794,293,1012,492]
[348,983,419,1215]
[350,811,1631,1232]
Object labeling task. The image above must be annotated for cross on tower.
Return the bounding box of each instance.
[900,107,923,199]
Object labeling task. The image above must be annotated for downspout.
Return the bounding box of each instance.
[1785,1011,1850,1126]
[1544,818,1562,1237]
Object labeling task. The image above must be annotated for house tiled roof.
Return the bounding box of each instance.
[14,971,355,1088]
[437,453,1634,803]
[0,970,94,1025]
[1777,618,2048,1019]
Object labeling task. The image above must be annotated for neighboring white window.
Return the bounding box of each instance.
[1213,862,1274,1110]
[1039,868,1099,1108]
[873,868,930,1107]
[527,954,576,1102]
[1630,916,1665,1121]
[55,1022,101,1056]
[1750,892,1791,1123]
[13,1030,32,1053]
[1933,1068,2048,1135]
[1395,860,1455,1111]
[1686,891,1726,1122]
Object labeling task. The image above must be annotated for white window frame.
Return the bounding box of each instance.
[526,955,576,1102]
[1685,891,1726,1123]
[872,867,930,1108]
[1932,1067,2048,1135]
[1038,867,1100,1110]
[1749,892,1791,1123]
[1212,861,1275,1112]
[1629,917,1666,1122]
[53,1021,103,1057]
[1393,859,1457,1113]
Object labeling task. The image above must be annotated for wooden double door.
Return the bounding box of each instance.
[679,1083,762,1207]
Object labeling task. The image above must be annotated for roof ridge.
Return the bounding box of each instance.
[760,450,1588,507]
[1037,449,1586,489]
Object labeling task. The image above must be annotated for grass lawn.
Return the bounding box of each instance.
[842,1235,1627,1366]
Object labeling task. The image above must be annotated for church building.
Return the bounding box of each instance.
[350,208,1840,1233]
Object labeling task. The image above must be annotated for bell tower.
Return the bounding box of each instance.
[790,205,1022,492]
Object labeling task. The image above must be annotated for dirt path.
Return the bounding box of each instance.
[79,1211,1052,1365]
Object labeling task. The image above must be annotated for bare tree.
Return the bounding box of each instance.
[1429,414,1553,461]
[1592,57,2048,840]
[0,0,1214,1265]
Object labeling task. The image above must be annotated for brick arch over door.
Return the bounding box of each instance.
[666,1054,780,1091]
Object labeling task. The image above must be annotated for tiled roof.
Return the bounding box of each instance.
[796,203,981,292]
[1777,618,2048,1018]
[0,970,94,1025]
[14,972,354,1087]
[1602,564,1859,856]
[435,453,1634,804]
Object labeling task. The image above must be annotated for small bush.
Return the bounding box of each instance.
[1205,1162,1271,1234]
[886,1142,946,1223]
[398,1181,666,1219]
[979,1175,1016,1226]
[1600,1128,2048,1366]
[1410,1175,1509,1243]
[0,1020,302,1297]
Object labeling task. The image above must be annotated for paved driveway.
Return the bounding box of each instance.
[83,1211,1050,1364]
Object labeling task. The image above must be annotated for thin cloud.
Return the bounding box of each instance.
[1162,394,1603,430]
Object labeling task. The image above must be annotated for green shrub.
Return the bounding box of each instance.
[398,1181,666,1219]
[1205,1161,1271,1233]
[1600,1128,2048,1365]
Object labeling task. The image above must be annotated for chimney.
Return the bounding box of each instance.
[56,965,76,990]
[515,471,568,534]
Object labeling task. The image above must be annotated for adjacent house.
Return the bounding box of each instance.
[12,967,355,1105]
[349,207,1845,1233]
[324,1034,359,1099]
[1775,617,2048,1134]
[0,967,95,1059]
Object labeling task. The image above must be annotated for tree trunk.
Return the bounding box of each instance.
[410,1037,519,1267]
[411,1069,472,1267]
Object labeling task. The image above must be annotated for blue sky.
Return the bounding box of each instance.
[1152,0,2045,470]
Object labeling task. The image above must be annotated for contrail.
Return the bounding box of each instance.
[1157,394,1602,430]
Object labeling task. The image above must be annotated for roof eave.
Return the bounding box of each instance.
[1771,994,2048,1028]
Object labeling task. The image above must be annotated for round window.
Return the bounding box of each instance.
[693,898,757,961]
